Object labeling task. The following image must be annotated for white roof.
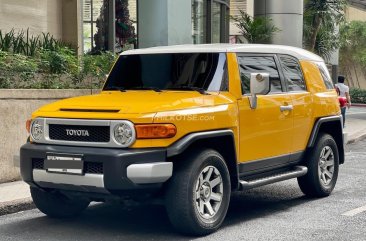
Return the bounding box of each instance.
[122,44,324,62]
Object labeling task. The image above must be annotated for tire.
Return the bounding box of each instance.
[165,149,231,236]
[297,133,339,197]
[30,187,90,218]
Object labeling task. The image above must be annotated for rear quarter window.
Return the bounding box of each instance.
[317,62,334,90]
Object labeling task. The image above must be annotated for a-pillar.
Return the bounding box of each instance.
[254,0,303,48]
[137,0,193,48]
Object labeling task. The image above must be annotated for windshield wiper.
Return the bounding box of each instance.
[166,85,209,95]
[104,86,126,92]
[128,86,162,92]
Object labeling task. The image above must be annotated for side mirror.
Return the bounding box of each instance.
[249,73,270,109]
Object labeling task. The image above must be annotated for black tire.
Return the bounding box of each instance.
[297,133,339,197]
[31,187,90,218]
[165,149,231,236]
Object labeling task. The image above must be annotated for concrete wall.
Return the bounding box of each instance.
[341,63,366,90]
[0,0,80,52]
[346,6,366,21]
[0,0,63,40]
[0,89,98,183]
[62,0,82,52]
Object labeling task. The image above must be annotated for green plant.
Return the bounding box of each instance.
[82,51,117,77]
[231,10,279,44]
[39,47,78,75]
[340,21,366,65]
[303,0,347,59]
[0,29,118,89]
[350,88,366,104]
[0,29,14,52]
[0,29,73,56]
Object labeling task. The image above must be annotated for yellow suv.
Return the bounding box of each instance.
[20,44,344,235]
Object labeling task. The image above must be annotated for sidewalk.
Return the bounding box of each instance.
[0,181,33,216]
[1,109,366,216]
[344,106,366,144]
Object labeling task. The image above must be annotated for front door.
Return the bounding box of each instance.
[236,55,293,165]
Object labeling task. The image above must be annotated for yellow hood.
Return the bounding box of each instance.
[34,91,233,115]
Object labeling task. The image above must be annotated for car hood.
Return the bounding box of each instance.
[34,91,233,115]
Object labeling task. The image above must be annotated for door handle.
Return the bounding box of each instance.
[280,105,293,112]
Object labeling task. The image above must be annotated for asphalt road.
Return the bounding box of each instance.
[1,141,366,241]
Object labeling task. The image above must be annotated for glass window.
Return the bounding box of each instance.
[212,2,221,43]
[191,0,229,44]
[83,0,137,53]
[237,56,283,95]
[83,0,105,53]
[192,0,207,44]
[104,53,227,92]
[280,56,306,92]
[318,62,334,89]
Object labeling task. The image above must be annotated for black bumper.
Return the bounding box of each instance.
[20,143,167,195]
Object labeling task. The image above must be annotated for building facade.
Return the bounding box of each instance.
[0,0,306,54]
[0,0,232,54]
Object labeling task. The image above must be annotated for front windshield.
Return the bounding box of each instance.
[103,53,228,92]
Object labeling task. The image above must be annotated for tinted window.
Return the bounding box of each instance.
[317,62,334,89]
[104,53,227,91]
[280,56,306,91]
[237,56,282,94]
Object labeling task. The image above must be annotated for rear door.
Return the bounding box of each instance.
[237,55,294,166]
[278,55,312,156]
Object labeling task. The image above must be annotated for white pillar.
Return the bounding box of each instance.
[254,0,303,48]
[138,0,192,48]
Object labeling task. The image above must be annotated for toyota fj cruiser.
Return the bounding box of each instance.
[20,44,344,235]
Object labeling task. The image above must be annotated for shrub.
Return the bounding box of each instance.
[0,29,71,56]
[39,48,79,75]
[350,88,366,104]
[0,29,119,89]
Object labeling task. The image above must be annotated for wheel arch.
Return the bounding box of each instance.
[307,115,345,164]
[167,130,239,190]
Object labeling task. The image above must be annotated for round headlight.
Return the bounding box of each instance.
[113,122,136,147]
[31,119,44,141]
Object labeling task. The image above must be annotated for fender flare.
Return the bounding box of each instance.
[167,129,236,157]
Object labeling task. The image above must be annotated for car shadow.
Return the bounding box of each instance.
[2,181,318,240]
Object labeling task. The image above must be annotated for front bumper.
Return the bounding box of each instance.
[20,143,172,195]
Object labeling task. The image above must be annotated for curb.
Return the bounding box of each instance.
[351,103,366,107]
[346,133,366,145]
[0,198,34,217]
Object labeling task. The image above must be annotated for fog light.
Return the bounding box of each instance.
[113,122,136,147]
[30,119,44,141]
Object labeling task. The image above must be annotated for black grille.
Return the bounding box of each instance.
[84,162,103,174]
[32,158,44,169]
[49,124,110,142]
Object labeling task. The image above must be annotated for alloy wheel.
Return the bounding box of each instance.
[194,166,223,220]
[318,146,335,187]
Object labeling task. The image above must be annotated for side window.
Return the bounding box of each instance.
[280,55,306,91]
[317,62,334,89]
[237,56,283,95]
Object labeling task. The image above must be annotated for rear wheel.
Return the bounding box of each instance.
[298,133,339,197]
[31,187,90,218]
[165,149,231,236]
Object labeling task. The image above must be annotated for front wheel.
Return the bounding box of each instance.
[297,133,339,197]
[165,149,231,236]
[31,187,90,218]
